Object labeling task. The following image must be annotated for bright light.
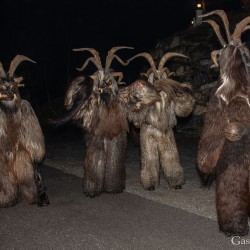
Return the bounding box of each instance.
[191,20,194,24]
[197,3,202,8]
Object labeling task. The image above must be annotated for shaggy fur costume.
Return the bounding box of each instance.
[129,78,195,190]
[52,47,161,197]
[54,75,160,197]
[198,10,250,236]
[198,58,250,236]
[0,55,49,207]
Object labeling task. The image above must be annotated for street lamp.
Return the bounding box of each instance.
[195,2,203,26]
[197,3,202,9]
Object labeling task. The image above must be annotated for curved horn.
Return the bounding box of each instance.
[111,72,124,84]
[8,55,36,77]
[202,20,227,47]
[232,16,250,44]
[146,67,156,76]
[158,52,189,72]
[127,52,157,75]
[243,25,250,33]
[105,46,133,70]
[0,62,6,78]
[160,67,172,76]
[75,57,101,72]
[210,50,220,68]
[73,48,102,71]
[199,10,231,42]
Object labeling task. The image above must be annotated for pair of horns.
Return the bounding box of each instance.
[127,52,188,75]
[0,55,36,78]
[200,10,250,46]
[73,46,134,71]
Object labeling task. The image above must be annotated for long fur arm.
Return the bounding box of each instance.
[197,84,226,174]
[64,76,89,109]
[119,79,161,126]
[127,106,149,128]
[19,101,45,163]
[172,84,195,117]
[154,79,195,117]
[50,76,93,126]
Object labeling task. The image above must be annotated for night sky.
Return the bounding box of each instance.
[0,0,242,108]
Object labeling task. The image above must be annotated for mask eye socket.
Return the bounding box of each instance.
[2,85,6,90]
[104,79,113,88]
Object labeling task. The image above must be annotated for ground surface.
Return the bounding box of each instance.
[1,126,250,249]
[45,126,217,220]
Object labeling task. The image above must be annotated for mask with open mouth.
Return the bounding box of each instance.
[0,79,18,102]
[0,56,35,109]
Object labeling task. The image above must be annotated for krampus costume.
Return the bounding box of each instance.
[0,55,49,207]
[53,47,160,197]
[127,52,195,190]
[197,10,250,236]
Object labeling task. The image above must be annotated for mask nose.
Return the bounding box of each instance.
[5,86,14,94]
[100,82,107,88]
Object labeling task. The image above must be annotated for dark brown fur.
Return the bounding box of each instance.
[198,45,250,236]
[0,99,49,207]
[0,56,49,207]
[215,97,250,236]
[87,95,128,139]
[54,77,160,197]
[197,83,227,175]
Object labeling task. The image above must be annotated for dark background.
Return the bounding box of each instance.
[0,0,242,113]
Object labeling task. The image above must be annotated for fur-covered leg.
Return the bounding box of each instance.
[216,140,249,236]
[104,133,127,194]
[216,164,249,236]
[83,135,106,198]
[140,125,160,190]
[0,168,19,207]
[14,151,38,204]
[248,168,250,218]
[199,172,216,190]
[159,129,185,189]
[35,165,49,206]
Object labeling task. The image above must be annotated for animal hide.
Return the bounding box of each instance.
[198,82,250,236]
[0,55,49,207]
[55,77,160,197]
[0,100,48,207]
[197,16,250,235]
[197,82,227,175]
[128,78,195,190]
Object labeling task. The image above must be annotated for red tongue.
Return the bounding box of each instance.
[135,81,144,89]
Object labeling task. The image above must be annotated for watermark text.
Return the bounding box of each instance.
[231,236,250,245]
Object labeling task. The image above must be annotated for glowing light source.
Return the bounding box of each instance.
[197,3,202,8]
